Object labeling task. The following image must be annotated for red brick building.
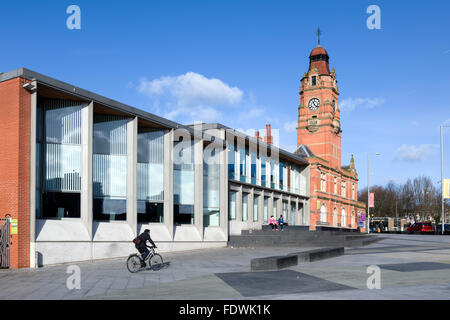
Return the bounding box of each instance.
[295,44,366,230]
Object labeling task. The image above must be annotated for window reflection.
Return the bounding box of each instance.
[137,129,165,223]
[174,139,194,224]
[36,99,84,219]
[93,114,129,221]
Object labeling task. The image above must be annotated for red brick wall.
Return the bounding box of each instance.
[0,78,31,268]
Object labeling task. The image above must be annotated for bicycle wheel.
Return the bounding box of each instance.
[149,253,163,270]
[126,254,142,273]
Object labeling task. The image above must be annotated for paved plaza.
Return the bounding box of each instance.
[1,234,450,299]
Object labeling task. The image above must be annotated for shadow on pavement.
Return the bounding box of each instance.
[142,261,171,272]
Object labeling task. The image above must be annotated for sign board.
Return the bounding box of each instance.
[360,213,366,222]
[369,193,375,208]
[10,219,18,235]
[317,200,321,210]
[444,179,450,199]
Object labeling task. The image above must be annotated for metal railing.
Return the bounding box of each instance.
[0,218,10,268]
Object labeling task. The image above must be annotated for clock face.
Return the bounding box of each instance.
[308,98,321,111]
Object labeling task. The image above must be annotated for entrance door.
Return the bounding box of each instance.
[0,218,10,269]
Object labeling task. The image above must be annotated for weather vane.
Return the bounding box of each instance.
[317,27,322,45]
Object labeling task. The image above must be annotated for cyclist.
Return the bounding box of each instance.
[135,229,157,267]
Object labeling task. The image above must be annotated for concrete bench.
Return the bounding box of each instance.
[250,247,345,271]
[289,247,344,262]
[251,255,298,271]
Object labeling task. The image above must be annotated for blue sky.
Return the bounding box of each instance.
[1,0,449,189]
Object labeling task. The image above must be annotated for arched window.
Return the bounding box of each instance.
[321,204,327,223]
[341,208,346,227]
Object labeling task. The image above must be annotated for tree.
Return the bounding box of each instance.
[358,175,441,221]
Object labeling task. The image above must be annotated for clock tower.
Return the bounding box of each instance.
[297,43,342,169]
[295,35,365,231]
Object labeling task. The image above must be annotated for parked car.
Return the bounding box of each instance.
[437,223,450,232]
[407,222,433,233]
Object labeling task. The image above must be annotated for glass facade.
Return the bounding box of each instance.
[36,99,84,219]
[270,160,276,189]
[263,197,269,222]
[282,200,288,220]
[228,142,236,180]
[137,129,165,223]
[279,162,284,191]
[253,195,259,221]
[261,156,267,188]
[93,114,129,221]
[173,139,195,224]
[229,191,237,220]
[239,147,247,183]
[250,152,257,185]
[290,202,296,226]
[203,148,220,227]
[242,193,248,221]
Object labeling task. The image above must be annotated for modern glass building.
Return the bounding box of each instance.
[196,124,310,236]
[0,68,310,268]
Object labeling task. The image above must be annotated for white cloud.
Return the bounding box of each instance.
[238,108,264,121]
[284,121,297,133]
[137,72,243,122]
[339,97,384,112]
[395,144,439,162]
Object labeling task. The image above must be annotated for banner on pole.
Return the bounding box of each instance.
[369,193,375,208]
[444,179,450,199]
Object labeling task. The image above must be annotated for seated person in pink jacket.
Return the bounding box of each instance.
[269,216,278,231]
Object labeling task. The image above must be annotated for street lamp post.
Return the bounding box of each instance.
[367,152,381,234]
[441,125,449,235]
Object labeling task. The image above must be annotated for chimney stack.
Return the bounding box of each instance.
[264,124,273,145]
[254,130,262,141]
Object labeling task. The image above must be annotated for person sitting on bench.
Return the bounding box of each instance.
[269,215,278,231]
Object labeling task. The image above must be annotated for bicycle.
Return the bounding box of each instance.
[126,246,163,273]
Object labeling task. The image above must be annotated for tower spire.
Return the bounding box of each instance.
[316,27,322,46]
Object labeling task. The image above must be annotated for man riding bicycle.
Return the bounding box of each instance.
[135,229,157,267]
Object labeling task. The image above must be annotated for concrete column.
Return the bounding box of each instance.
[29,80,37,268]
[164,130,174,239]
[80,101,93,240]
[219,132,228,234]
[126,117,138,236]
[194,137,203,237]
